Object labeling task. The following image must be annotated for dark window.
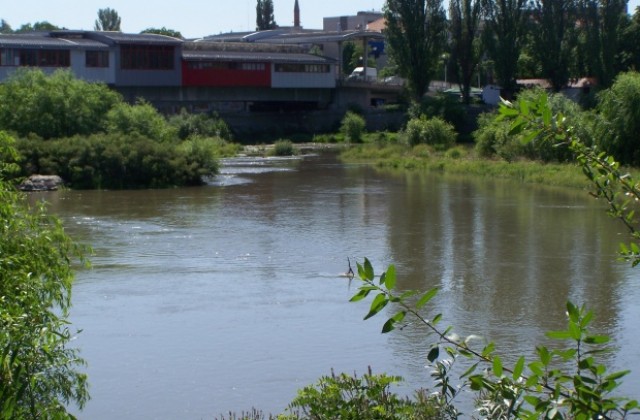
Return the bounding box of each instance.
[121,45,175,70]
[86,50,109,68]
[274,63,329,73]
[0,49,69,67]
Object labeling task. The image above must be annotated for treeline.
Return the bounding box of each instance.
[0,69,237,189]
[385,0,640,104]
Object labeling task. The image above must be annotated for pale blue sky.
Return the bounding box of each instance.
[1,0,382,38]
[3,0,639,39]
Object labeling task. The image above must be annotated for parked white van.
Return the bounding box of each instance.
[348,67,378,82]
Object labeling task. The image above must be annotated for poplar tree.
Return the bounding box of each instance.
[94,8,121,31]
[384,0,447,101]
[256,0,277,31]
[449,0,483,103]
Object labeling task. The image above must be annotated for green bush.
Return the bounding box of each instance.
[16,133,219,189]
[283,370,445,419]
[104,100,176,143]
[1,132,89,417]
[340,111,366,143]
[0,68,121,139]
[474,88,593,162]
[404,116,456,149]
[595,71,640,165]
[271,139,295,156]
[168,109,233,141]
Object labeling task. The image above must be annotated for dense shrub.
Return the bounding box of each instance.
[0,68,120,139]
[104,100,176,143]
[283,370,445,419]
[340,111,366,143]
[595,71,640,165]
[474,88,593,162]
[404,116,456,149]
[411,94,466,134]
[16,133,219,189]
[168,109,232,141]
[1,132,89,417]
[271,139,295,156]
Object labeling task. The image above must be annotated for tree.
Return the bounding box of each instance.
[0,19,12,33]
[384,0,447,101]
[256,0,277,30]
[141,27,183,39]
[528,0,578,91]
[15,21,60,33]
[0,132,89,418]
[482,0,528,94]
[0,69,121,139]
[621,6,640,72]
[94,7,121,31]
[449,0,483,103]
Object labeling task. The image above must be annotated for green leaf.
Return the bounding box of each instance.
[460,363,478,379]
[381,318,396,333]
[384,265,396,290]
[521,129,541,145]
[362,258,374,281]
[542,105,552,126]
[363,293,388,320]
[493,356,503,377]
[584,335,610,345]
[566,301,580,323]
[605,370,630,381]
[546,330,572,340]
[513,356,525,380]
[427,346,440,363]
[349,289,371,302]
[416,288,438,309]
[482,342,495,358]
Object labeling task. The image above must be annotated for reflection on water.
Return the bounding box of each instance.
[35,154,638,418]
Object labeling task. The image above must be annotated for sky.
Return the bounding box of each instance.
[1,0,384,39]
[3,0,639,39]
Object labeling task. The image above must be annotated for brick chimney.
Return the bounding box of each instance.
[294,0,300,28]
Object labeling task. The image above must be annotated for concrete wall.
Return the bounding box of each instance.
[70,50,115,84]
[271,65,336,88]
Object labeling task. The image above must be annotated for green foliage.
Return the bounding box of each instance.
[256,0,277,30]
[595,71,640,166]
[271,139,295,156]
[168,109,233,141]
[16,133,219,189]
[473,88,592,162]
[506,90,640,266]
[449,0,483,104]
[404,116,456,149]
[349,257,639,419]
[384,0,447,100]
[104,100,176,143]
[95,7,121,31]
[482,0,527,93]
[340,111,366,143]
[15,21,60,33]
[0,69,121,139]
[412,94,466,135]
[284,369,446,419]
[0,132,89,418]
[140,27,183,39]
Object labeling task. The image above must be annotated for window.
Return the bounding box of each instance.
[0,49,69,67]
[86,50,109,68]
[120,45,175,70]
[187,61,266,71]
[274,63,330,73]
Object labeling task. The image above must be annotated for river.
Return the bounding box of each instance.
[35,153,638,418]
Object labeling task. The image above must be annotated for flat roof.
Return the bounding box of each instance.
[183,49,335,64]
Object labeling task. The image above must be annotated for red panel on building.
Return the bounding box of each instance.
[182,61,271,87]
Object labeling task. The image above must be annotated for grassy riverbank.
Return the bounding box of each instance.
[340,142,601,190]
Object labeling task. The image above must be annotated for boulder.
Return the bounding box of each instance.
[19,175,64,192]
